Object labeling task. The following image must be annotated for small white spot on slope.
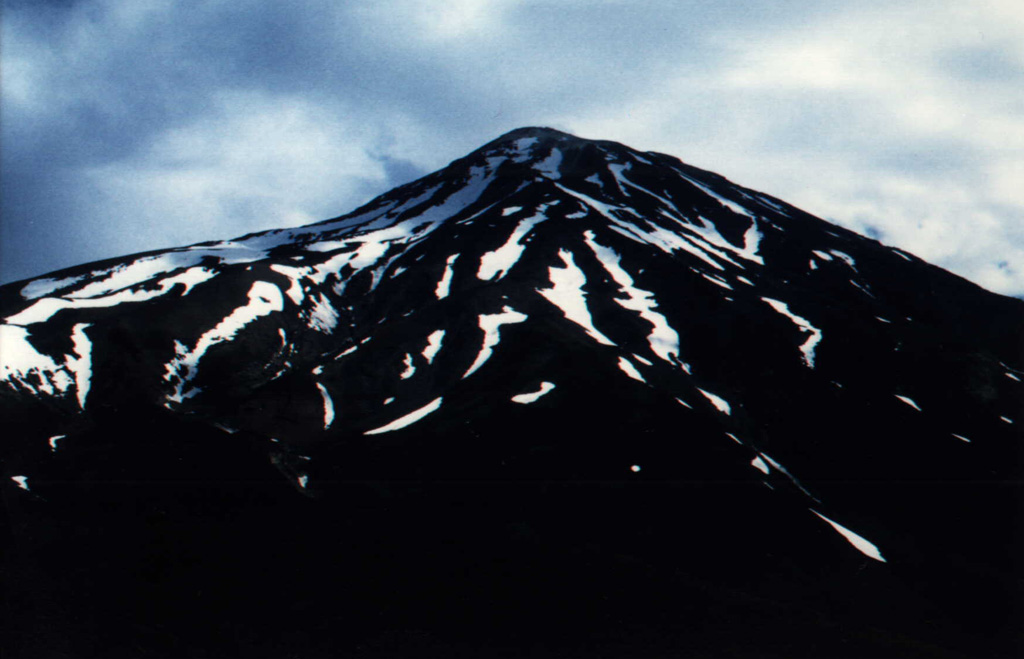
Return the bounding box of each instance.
[298,475,309,489]
[436,254,459,300]
[618,357,646,383]
[895,395,921,411]
[11,476,29,491]
[876,317,892,324]
[630,465,641,473]
[511,382,556,404]
[811,510,886,562]
[400,353,416,380]
[365,397,443,435]
[1006,373,1021,382]
[384,397,394,405]
[952,434,971,443]
[725,433,743,444]
[422,330,445,364]
[697,388,731,415]
[751,456,769,475]
[1001,416,1014,424]
[315,382,335,429]
[675,398,693,409]
[502,206,522,217]
[464,307,528,379]
[49,435,65,451]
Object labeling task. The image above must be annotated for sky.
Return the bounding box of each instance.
[2,0,1023,297]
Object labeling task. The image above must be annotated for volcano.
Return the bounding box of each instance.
[3,127,1022,657]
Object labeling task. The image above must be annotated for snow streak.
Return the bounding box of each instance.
[537,249,615,346]
[584,231,680,364]
[761,298,822,368]
[422,330,445,364]
[511,382,556,404]
[464,307,528,379]
[478,211,547,281]
[315,382,335,429]
[811,510,886,562]
[436,254,459,299]
[365,397,443,435]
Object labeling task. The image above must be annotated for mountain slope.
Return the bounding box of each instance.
[3,127,1022,658]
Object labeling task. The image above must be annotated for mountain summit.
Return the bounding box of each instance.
[3,128,1022,657]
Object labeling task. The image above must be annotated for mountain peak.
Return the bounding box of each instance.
[2,129,1022,658]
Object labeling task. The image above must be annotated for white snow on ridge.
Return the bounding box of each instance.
[164,281,284,404]
[502,206,522,217]
[0,325,75,396]
[537,249,616,347]
[436,254,459,300]
[894,395,921,411]
[811,250,833,262]
[761,298,822,368]
[678,173,758,221]
[811,510,886,562]
[511,382,556,404]
[463,306,528,379]
[422,330,445,364]
[751,456,770,475]
[534,148,563,179]
[11,476,29,491]
[584,232,680,364]
[365,397,443,435]
[6,266,218,326]
[697,388,731,415]
[478,212,547,281]
[618,357,646,383]
[315,382,335,429]
[21,274,88,300]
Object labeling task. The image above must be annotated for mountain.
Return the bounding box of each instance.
[2,127,1022,658]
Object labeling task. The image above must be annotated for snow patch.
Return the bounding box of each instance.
[618,357,646,383]
[49,435,65,451]
[894,395,921,411]
[365,397,443,435]
[697,388,731,415]
[164,281,284,404]
[952,434,971,443]
[422,330,445,364]
[478,212,547,281]
[537,249,616,346]
[11,476,29,491]
[502,206,522,217]
[436,254,459,299]
[511,381,556,404]
[584,232,679,363]
[315,382,335,429]
[761,298,822,368]
[751,457,769,475]
[67,323,93,409]
[400,353,416,380]
[811,510,886,562]
[464,307,528,378]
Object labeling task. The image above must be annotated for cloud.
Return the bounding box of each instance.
[2,0,1022,297]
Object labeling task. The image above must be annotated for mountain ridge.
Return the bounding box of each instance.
[2,128,1022,658]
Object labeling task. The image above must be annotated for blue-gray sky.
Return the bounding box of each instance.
[3,0,1023,296]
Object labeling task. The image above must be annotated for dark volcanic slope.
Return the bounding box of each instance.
[3,127,1023,658]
